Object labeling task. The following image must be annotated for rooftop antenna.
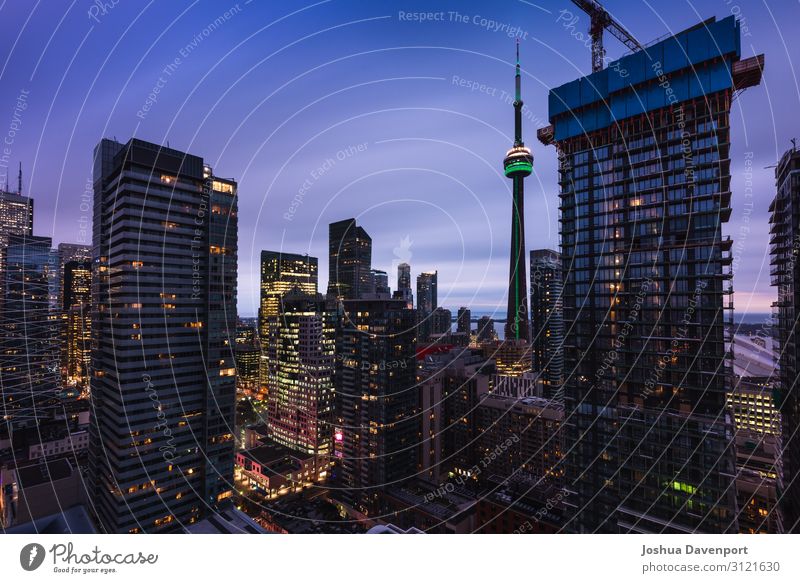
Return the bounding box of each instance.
[18,162,22,195]
[792,138,797,152]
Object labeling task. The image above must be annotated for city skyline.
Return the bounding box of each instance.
[1,0,799,543]
[0,1,794,316]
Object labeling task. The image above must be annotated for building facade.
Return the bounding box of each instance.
[540,16,762,533]
[328,218,371,300]
[530,249,564,399]
[63,260,92,387]
[336,297,417,515]
[265,289,335,458]
[0,234,60,428]
[258,251,317,389]
[89,138,238,533]
[770,144,800,532]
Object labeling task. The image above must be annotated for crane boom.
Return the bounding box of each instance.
[571,0,642,72]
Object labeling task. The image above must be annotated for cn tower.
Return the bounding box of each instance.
[503,40,533,342]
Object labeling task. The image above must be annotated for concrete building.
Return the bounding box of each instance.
[539,16,762,533]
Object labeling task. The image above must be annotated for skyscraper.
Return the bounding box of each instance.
[266,288,335,459]
[397,262,413,307]
[0,234,60,428]
[89,138,238,533]
[539,16,762,532]
[328,218,371,300]
[336,297,416,515]
[416,270,437,341]
[0,189,33,248]
[457,306,471,335]
[503,41,533,343]
[431,306,452,337]
[530,249,564,398]
[62,260,91,387]
[770,144,800,532]
[371,268,390,296]
[258,251,318,388]
[0,188,34,306]
[56,243,91,313]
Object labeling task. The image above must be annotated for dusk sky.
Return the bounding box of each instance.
[0,0,796,317]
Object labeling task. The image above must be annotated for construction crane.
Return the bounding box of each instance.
[571,0,642,72]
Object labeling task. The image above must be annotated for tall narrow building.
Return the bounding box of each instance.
[266,287,335,460]
[337,297,417,515]
[539,16,762,532]
[327,218,371,300]
[530,249,564,399]
[503,40,533,343]
[0,234,60,428]
[89,138,238,533]
[56,243,91,313]
[63,260,92,388]
[0,189,34,306]
[770,144,800,532]
[258,251,318,389]
[416,270,437,341]
[397,262,413,307]
[457,306,471,335]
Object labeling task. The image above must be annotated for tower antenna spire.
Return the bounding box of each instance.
[18,162,22,195]
[514,40,523,146]
[503,39,533,344]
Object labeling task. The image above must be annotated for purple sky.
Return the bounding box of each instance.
[0,0,796,317]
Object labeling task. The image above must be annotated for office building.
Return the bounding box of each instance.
[0,188,34,305]
[397,262,413,307]
[416,270,437,341]
[56,243,91,313]
[258,251,317,388]
[539,16,762,532]
[265,288,335,459]
[371,268,390,296]
[234,321,260,392]
[89,138,238,533]
[0,234,60,428]
[327,218,371,300]
[63,260,91,387]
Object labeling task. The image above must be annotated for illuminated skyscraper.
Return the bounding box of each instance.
[56,243,91,312]
[89,138,238,533]
[258,251,318,388]
[416,270,437,341]
[0,234,60,428]
[328,218,371,300]
[266,289,334,459]
[0,188,34,306]
[62,260,91,387]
